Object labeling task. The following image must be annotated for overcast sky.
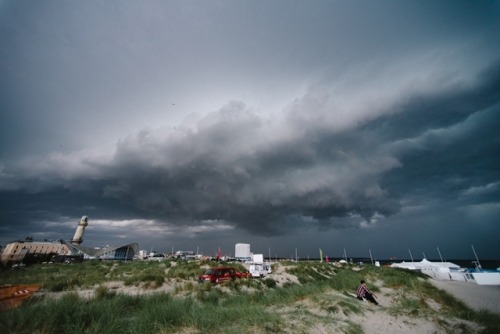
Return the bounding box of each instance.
[1,1,499,261]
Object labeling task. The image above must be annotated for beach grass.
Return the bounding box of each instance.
[1,260,499,333]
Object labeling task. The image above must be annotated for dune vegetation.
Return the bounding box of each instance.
[1,260,499,333]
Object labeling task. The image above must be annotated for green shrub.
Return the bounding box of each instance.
[47,281,68,292]
[95,285,116,299]
[166,261,203,280]
[263,278,277,288]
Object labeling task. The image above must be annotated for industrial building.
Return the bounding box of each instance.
[0,216,137,266]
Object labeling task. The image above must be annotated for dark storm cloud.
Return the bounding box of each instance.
[90,97,408,235]
[378,62,500,205]
[0,97,399,237]
[4,63,499,240]
[1,1,499,258]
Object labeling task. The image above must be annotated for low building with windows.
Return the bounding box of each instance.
[0,216,138,266]
[0,239,72,265]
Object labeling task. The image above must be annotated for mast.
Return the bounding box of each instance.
[471,244,482,269]
[437,247,444,262]
[408,249,414,262]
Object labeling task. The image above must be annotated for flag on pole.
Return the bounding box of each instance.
[319,248,323,262]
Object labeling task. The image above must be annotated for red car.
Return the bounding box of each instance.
[198,267,237,283]
[235,270,252,278]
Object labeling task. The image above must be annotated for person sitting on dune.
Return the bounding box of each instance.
[356,280,380,306]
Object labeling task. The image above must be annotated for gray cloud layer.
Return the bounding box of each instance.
[1,1,499,258]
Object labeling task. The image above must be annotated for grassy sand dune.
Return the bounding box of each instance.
[1,260,499,333]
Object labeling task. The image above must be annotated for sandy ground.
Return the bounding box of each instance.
[429,279,500,314]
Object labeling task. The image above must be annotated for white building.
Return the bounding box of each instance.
[235,243,252,261]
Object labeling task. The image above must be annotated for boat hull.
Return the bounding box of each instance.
[465,271,500,285]
[0,284,41,311]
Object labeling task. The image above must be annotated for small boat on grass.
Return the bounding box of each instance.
[0,284,41,311]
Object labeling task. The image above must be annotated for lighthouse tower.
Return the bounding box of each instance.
[71,216,88,245]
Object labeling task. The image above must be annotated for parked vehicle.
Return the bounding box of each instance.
[198,267,237,283]
[249,264,267,277]
[249,262,272,277]
[235,270,252,278]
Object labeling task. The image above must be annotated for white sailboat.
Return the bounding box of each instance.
[390,258,466,281]
[461,245,500,285]
[390,246,500,285]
